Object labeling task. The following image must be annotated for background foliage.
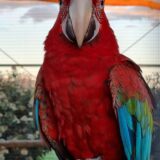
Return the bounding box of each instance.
[0,69,160,160]
[0,69,47,160]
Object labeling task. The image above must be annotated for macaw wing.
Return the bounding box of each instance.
[34,67,74,160]
[34,67,55,137]
[109,61,154,160]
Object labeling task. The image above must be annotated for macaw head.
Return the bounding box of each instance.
[59,0,105,48]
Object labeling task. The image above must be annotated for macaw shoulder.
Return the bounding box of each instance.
[109,55,154,109]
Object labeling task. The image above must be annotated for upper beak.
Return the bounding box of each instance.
[69,0,93,48]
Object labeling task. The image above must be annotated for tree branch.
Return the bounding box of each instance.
[0,140,47,148]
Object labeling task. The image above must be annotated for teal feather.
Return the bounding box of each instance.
[142,127,150,160]
[118,107,132,160]
[135,101,141,121]
[136,123,141,160]
[147,132,152,159]
[117,99,152,160]
[35,99,40,130]
[124,106,133,130]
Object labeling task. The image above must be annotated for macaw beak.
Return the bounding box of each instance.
[62,0,97,48]
[69,0,93,47]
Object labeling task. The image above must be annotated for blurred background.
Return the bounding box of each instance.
[0,0,160,160]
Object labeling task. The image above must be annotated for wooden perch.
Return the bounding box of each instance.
[0,140,47,148]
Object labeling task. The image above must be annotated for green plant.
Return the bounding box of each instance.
[37,150,58,160]
[0,69,48,160]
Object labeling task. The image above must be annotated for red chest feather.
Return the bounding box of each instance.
[41,53,124,158]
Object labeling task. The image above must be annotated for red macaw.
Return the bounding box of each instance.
[34,0,154,159]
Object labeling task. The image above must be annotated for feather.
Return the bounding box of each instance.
[124,106,133,130]
[117,107,132,160]
[135,101,141,121]
[147,132,152,159]
[34,99,40,130]
[142,127,151,160]
[136,122,141,160]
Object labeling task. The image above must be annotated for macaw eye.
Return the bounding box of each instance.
[100,0,104,8]
[59,0,63,5]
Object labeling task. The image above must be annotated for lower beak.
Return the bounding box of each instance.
[69,0,93,48]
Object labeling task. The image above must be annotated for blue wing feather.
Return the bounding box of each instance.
[117,107,132,160]
[117,100,152,160]
[123,106,134,130]
[135,101,141,120]
[142,127,150,160]
[147,132,152,159]
[34,99,40,130]
[136,122,141,160]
